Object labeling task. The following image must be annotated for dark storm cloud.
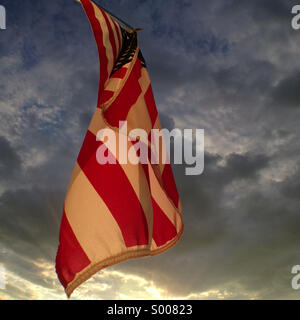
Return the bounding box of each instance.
[223,153,270,181]
[0,188,63,261]
[1,0,300,299]
[0,136,21,179]
[279,168,300,200]
[0,187,66,299]
[271,70,300,108]
[218,0,292,22]
[213,59,277,101]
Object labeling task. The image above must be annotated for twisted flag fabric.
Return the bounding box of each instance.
[56,0,183,297]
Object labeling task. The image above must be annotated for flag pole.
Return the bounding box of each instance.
[75,0,142,33]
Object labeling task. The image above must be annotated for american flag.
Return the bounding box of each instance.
[56,0,183,297]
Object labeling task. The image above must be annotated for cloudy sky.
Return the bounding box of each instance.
[1,0,300,300]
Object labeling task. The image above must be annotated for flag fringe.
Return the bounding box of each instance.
[65,224,184,298]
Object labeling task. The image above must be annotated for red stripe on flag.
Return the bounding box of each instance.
[111,67,127,79]
[56,210,91,288]
[77,130,149,247]
[101,9,117,64]
[81,0,109,107]
[138,152,177,247]
[104,59,142,126]
[112,19,122,51]
[152,198,177,246]
[100,90,114,105]
[144,85,158,126]
[162,163,180,208]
